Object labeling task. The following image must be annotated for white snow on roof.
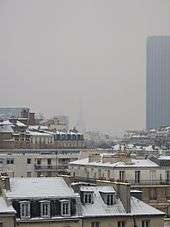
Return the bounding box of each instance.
[0,197,16,214]
[27,130,53,136]
[28,125,48,130]
[158,156,170,160]
[0,120,14,133]
[16,121,26,127]
[80,186,164,217]
[5,177,75,199]
[70,158,159,168]
[0,120,13,126]
[81,186,115,194]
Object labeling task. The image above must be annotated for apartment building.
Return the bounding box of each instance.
[0,120,85,149]
[0,177,165,227]
[69,151,170,214]
[0,149,80,177]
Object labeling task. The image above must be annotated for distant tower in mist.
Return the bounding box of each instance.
[146,36,170,129]
[76,102,86,133]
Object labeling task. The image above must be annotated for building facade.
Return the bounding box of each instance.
[69,152,170,214]
[0,149,81,177]
[0,120,85,149]
[146,36,170,129]
[0,177,165,227]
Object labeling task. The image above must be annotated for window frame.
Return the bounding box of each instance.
[60,200,70,217]
[142,220,150,227]
[149,188,157,200]
[91,222,100,227]
[27,158,31,164]
[106,193,114,205]
[83,192,93,204]
[19,201,30,219]
[117,221,125,227]
[40,200,51,218]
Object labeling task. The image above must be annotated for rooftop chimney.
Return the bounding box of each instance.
[115,182,131,213]
[2,176,10,191]
[88,153,101,163]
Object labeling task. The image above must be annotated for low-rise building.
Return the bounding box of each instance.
[0,177,165,227]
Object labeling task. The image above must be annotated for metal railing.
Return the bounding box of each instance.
[34,164,68,171]
[69,176,170,185]
[127,179,170,185]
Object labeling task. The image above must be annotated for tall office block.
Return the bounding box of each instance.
[146,36,170,129]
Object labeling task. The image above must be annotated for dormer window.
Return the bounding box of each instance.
[100,191,115,205]
[19,201,30,219]
[40,200,50,218]
[60,200,70,216]
[106,194,114,205]
[83,192,93,204]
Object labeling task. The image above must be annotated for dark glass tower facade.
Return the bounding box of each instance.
[146,36,170,129]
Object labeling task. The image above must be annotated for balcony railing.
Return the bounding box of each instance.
[34,164,68,171]
[70,176,170,185]
[127,179,170,185]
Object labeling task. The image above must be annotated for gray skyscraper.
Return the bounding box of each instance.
[146,36,170,129]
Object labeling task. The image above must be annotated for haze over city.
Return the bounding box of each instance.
[1,0,170,134]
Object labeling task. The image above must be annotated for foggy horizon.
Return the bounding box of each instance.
[1,0,170,135]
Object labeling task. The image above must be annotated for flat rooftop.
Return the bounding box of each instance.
[5,177,75,200]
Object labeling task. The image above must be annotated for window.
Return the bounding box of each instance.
[142,220,150,227]
[37,159,41,165]
[135,171,140,183]
[91,222,100,227]
[0,159,4,164]
[61,200,70,216]
[7,158,14,164]
[149,188,157,200]
[20,201,30,219]
[40,201,50,218]
[83,192,93,204]
[106,194,114,205]
[107,170,111,179]
[47,159,51,165]
[27,158,31,164]
[119,171,125,181]
[27,172,31,177]
[166,170,170,183]
[118,221,125,227]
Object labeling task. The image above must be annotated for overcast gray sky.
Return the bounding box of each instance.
[0,0,170,134]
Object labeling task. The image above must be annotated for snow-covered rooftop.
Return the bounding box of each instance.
[15,121,26,127]
[70,158,159,168]
[28,125,48,130]
[80,186,164,217]
[5,177,75,199]
[27,130,53,136]
[0,120,14,133]
[0,197,16,214]
[158,156,170,160]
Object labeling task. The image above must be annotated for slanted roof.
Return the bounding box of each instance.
[80,186,164,217]
[5,177,75,199]
[0,197,16,214]
[16,121,26,127]
[27,130,53,136]
[70,158,159,168]
[0,120,14,133]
